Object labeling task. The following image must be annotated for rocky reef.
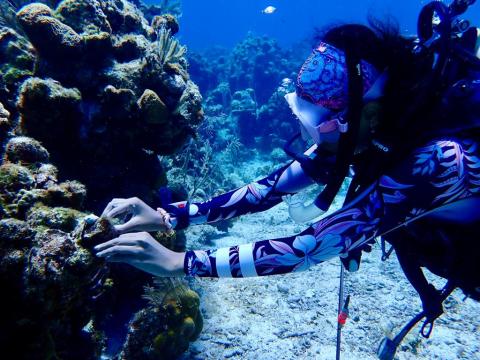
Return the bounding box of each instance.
[228,34,295,104]
[0,105,202,359]
[0,122,100,357]
[0,0,203,358]
[1,0,203,212]
[186,34,307,160]
[189,35,299,104]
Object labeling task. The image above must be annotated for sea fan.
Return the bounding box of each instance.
[225,136,241,159]
[154,27,187,65]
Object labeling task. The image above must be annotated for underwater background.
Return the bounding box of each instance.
[174,0,480,50]
[0,0,479,359]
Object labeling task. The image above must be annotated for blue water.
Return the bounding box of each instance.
[144,0,480,51]
[2,0,479,358]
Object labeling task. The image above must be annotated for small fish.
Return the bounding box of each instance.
[262,6,277,14]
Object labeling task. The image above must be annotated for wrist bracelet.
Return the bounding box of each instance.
[156,208,173,230]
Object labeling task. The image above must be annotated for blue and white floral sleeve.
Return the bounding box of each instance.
[165,163,310,230]
[184,138,480,278]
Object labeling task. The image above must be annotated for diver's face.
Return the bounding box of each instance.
[286,91,340,147]
[317,122,340,152]
[297,115,340,146]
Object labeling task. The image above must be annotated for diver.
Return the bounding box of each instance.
[95,0,480,331]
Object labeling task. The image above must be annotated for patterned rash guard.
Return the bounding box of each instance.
[167,138,480,278]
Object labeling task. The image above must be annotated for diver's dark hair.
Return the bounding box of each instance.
[320,23,387,70]
[314,20,453,182]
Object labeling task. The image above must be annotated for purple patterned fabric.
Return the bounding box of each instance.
[184,138,480,278]
[167,166,291,231]
[296,42,380,111]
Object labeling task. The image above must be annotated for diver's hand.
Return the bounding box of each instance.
[94,232,185,277]
[102,197,172,233]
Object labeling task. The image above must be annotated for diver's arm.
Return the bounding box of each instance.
[100,145,322,233]
[96,139,480,277]
[166,145,322,230]
[184,138,480,277]
[183,186,383,277]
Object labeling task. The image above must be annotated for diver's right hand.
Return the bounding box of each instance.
[95,232,184,277]
[102,197,173,233]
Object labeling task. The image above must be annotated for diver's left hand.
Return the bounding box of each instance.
[102,197,172,233]
[94,232,185,277]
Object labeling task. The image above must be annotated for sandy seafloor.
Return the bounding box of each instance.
[178,160,480,360]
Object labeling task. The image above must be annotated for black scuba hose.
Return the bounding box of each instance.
[315,47,364,211]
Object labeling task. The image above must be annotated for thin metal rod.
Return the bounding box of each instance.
[336,263,345,360]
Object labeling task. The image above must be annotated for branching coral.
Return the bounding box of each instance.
[225,136,242,164]
[161,137,215,201]
[190,140,212,199]
[152,27,187,66]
